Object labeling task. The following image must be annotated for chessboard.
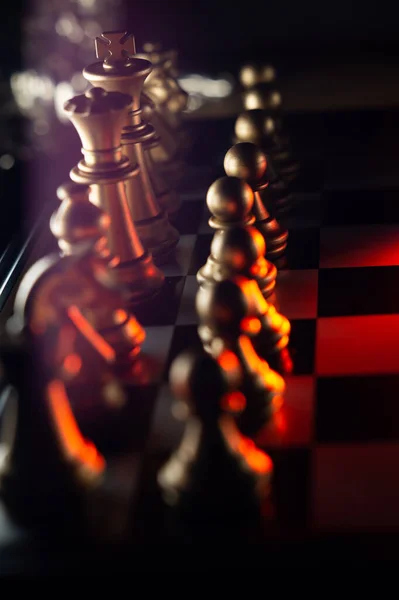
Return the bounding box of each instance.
[1,60,399,573]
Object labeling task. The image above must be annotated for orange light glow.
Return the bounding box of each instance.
[221,390,246,413]
[108,255,120,268]
[273,409,288,434]
[237,437,273,474]
[123,317,146,345]
[67,305,116,363]
[47,379,105,474]
[279,347,293,374]
[113,309,128,324]
[218,349,241,372]
[239,335,285,394]
[272,394,284,413]
[241,316,262,335]
[62,353,82,376]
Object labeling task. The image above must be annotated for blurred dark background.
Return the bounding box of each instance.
[0,0,398,262]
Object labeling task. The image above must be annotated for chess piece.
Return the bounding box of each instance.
[139,41,189,150]
[196,279,285,437]
[141,92,186,197]
[0,338,105,531]
[83,31,180,261]
[235,109,300,183]
[239,64,277,89]
[197,274,290,368]
[197,176,277,298]
[158,349,273,522]
[64,87,164,304]
[242,85,283,113]
[50,181,111,257]
[8,185,146,377]
[140,93,182,211]
[224,143,288,261]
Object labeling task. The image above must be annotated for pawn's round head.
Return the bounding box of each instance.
[206,176,254,223]
[239,64,276,88]
[243,86,282,111]
[211,226,267,277]
[170,349,228,420]
[235,110,276,145]
[224,142,267,184]
[52,182,110,256]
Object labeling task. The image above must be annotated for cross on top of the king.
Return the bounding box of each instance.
[95,31,136,69]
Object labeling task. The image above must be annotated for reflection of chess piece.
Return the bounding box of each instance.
[64,87,164,305]
[158,349,273,522]
[196,279,285,437]
[0,339,105,532]
[224,143,288,261]
[9,182,146,379]
[83,32,180,261]
[197,176,277,299]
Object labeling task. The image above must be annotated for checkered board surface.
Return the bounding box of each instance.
[2,106,399,563]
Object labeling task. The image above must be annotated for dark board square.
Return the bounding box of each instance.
[173,198,205,235]
[188,233,213,275]
[318,266,399,317]
[322,189,399,226]
[283,228,320,270]
[134,276,185,326]
[287,319,317,375]
[316,375,399,443]
[289,160,324,194]
[267,447,311,530]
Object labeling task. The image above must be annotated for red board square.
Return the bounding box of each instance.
[312,443,399,532]
[256,375,315,448]
[320,225,399,268]
[275,269,319,320]
[316,315,399,376]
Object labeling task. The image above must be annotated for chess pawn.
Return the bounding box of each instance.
[197,176,277,298]
[158,349,273,522]
[0,339,105,532]
[50,181,111,257]
[224,142,288,261]
[235,109,300,183]
[233,114,293,215]
[197,274,290,368]
[8,187,146,377]
[83,32,180,263]
[239,63,277,89]
[64,87,164,304]
[196,279,285,437]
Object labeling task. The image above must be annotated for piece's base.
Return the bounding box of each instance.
[135,214,180,266]
[112,252,165,307]
[256,219,289,261]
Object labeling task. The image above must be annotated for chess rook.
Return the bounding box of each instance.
[83,31,180,262]
[197,176,277,299]
[64,87,164,306]
[224,143,288,261]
